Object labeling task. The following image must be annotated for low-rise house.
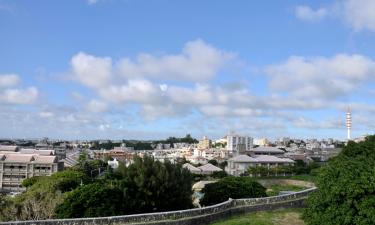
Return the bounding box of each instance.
[182,163,201,174]
[183,163,223,175]
[226,154,294,176]
[249,147,285,156]
[197,163,223,175]
[0,145,19,152]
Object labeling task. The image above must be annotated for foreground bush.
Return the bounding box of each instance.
[201,176,266,206]
[303,135,375,225]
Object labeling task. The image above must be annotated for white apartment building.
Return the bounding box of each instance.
[0,153,62,192]
[226,135,253,154]
[0,145,63,193]
[226,154,294,176]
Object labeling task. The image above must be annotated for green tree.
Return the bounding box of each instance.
[55,182,126,218]
[0,169,89,221]
[122,155,194,213]
[75,152,107,178]
[303,135,375,225]
[201,177,266,206]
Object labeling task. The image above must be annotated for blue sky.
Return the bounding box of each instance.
[0,0,374,140]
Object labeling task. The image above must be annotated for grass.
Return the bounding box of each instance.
[266,184,306,196]
[210,208,305,225]
[255,175,316,183]
[288,175,316,182]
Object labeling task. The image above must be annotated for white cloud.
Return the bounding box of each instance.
[296,1,375,32]
[99,79,163,104]
[266,54,375,99]
[0,74,20,87]
[343,0,375,31]
[0,87,38,104]
[65,41,373,136]
[87,0,99,5]
[71,52,112,88]
[118,39,234,81]
[87,99,108,113]
[39,111,54,118]
[295,5,328,22]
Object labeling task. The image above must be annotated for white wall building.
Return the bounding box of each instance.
[226,135,253,154]
[225,154,294,176]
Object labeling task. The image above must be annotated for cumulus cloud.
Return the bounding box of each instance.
[266,54,375,99]
[295,5,327,22]
[118,39,234,81]
[71,52,112,88]
[39,111,54,118]
[343,0,375,31]
[0,74,38,105]
[0,74,20,87]
[87,0,99,5]
[296,0,375,32]
[0,87,38,104]
[65,40,374,136]
[87,99,108,113]
[98,79,163,104]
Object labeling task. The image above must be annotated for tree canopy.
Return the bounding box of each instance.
[303,135,375,225]
[54,154,194,218]
[200,176,266,206]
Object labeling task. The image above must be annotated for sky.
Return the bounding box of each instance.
[0,0,374,140]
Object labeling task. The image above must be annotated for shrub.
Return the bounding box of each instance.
[201,176,266,206]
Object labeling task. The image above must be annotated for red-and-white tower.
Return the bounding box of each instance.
[346,107,352,140]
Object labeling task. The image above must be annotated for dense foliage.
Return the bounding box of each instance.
[303,135,375,225]
[0,169,86,221]
[159,134,198,144]
[201,177,266,206]
[0,154,194,221]
[55,182,126,218]
[116,155,194,213]
[89,134,198,150]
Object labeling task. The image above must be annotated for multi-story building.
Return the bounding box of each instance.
[197,136,212,149]
[0,153,62,192]
[226,135,253,154]
[226,154,294,176]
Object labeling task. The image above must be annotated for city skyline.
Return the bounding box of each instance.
[0,0,374,140]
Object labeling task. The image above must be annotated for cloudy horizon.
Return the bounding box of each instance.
[0,0,374,140]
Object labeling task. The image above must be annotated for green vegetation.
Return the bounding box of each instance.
[201,177,267,206]
[303,135,375,225]
[159,134,198,144]
[257,175,316,183]
[0,169,86,221]
[247,160,320,178]
[90,134,198,150]
[211,208,305,225]
[0,154,194,221]
[265,184,306,196]
[55,182,126,218]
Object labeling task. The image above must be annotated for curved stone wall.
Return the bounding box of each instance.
[0,187,317,225]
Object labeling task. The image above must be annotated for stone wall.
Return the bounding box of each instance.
[0,187,317,225]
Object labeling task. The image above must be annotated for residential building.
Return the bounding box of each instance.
[183,163,222,175]
[249,146,285,156]
[0,153,62,192]
[226,154,294,176]
[254,138,269,146]
[197,136,212,149]
[226,135,253,154]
